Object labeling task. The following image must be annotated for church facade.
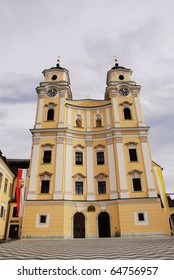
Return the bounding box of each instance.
[21,61,172,238]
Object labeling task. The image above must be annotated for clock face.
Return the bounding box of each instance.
[47,88,57,97]
[119,87,129,96]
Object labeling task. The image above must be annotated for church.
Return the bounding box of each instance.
[21,59,174,238]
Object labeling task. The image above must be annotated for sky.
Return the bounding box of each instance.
[0,0,174,192]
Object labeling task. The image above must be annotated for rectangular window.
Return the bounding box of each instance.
[12,207,18,217]
[97,151,105,165]
[138,213,145,221]
[75,181,83,194]
[133,178,142,192]
[75,152,83,165]
[129,148,138,161]
[4,178,8,194]
[0,206,6,219]
[41,180,50,193]
[43,150,51,163]
[0,172,3,189]
[40,215,47,224]
[98,181,106,194]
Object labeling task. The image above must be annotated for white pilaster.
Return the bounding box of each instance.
[67,107,71,129]
[87,111,91,131]
[86,139,95,200]
[140,136,157,197]
[112,97,120,127]
[64,138,72,200]
[115,137,128,198]
[134,95,144,126]
[106,108,111,129]
[107,139,118,199]
[35,95,44,128]
[54,137,64,199]
[58,94,65,128]
[27,138,40,200]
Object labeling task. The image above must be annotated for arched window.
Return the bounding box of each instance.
[123,107,132,120]
[47,108,54,121]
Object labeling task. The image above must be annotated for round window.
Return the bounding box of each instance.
[119,75,124,80]
[51,75,57,80]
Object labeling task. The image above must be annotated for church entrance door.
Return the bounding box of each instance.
[73,212,85,238]
[98,212,111,237]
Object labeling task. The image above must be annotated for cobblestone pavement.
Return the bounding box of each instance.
[0,236,174,260]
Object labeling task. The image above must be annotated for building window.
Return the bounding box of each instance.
[133,178,142,192]
[47,108,54,121]
[97,151,105,165]
[0,172,3,189]
[12,207,18,217]
[98,181,106,194]
[0,205,6,219]
[36,213,50,228]
[9,183,12,197]
[129,148,138,162]
[75,152,83,165]
[43,150,52,163]
[4,178,8,194]
[123,107,132,120]
[75,181,83,194]
[138,213,145,221]
[40,215,47,224]
[41,180,50,193]
[134,211,148,225]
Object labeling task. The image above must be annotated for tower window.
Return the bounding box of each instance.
[75,181,83,194]
[43,150,52,163]
[75,152,83,165]
[124,107,132,120]
[47,108,54,121]
[129,149,138,162]
[133,178,142,192]
[98,181,106,194]
[119,75,124,80]
[4,178,8,194]
[97,151,105,165]
[0,172,3,189]
[51,75,57,80]
[41,180,50,193]
[12,207,18,217]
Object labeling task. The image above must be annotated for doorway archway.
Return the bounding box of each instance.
[73,212,85,238]
[98,212,111,237]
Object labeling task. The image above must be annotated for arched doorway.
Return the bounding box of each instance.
[73,212,85,238]
[98,212,111,238]
[169,214,174,235]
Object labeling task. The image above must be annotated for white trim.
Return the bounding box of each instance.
[112,97,120,127]
[64,141,72,200]
[36,213,50,228]
[86,140,95,200]
[36,97,44,125]
[87,111,91,131]
[54,141,64,199]
[134,96,144,126]
[141,141,157,197]
[107,143,118,199]
[67,107,71,129]
[106,108,111,129]
[27,143,39,200]
[116,141,128,198]
[134,211,148,226]
[58,96,65,127]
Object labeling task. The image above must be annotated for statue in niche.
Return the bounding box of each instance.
[96,117,102,127]
[76,116,82,127]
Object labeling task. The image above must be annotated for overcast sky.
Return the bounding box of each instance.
[0,0,174,192]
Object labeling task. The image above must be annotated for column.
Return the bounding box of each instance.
[112,96,120,127]
[64,138,72,200]
[67,107,71,129]
[140,136,157,197]
[58,93,65,128]
[87,111,91,131]
[27,138,40,200]
[115,137,128,198]
[134,94,144,127]
[86,139,95,200]
[35,95,44,128]
[107,139,118,199]
[54,137,64,199]
[106,107,111,129]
